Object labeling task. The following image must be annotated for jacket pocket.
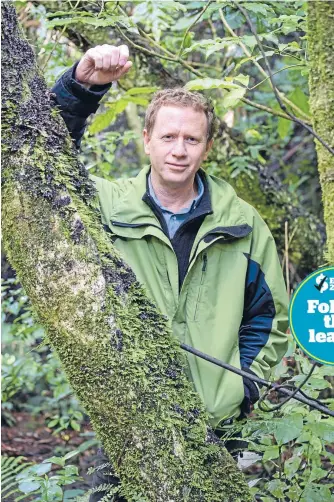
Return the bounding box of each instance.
[194,253,208,321]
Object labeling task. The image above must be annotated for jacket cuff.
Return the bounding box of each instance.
[53,63,111,117]
[241,368,260,415]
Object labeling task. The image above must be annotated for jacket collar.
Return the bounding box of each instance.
[110,165,252,240]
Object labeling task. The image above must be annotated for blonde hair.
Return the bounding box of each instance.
[145,88,217,142]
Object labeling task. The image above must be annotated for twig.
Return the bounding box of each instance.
[249,64,305,91]
[219,9,311,122]
[236,2,334,156]
[41,26,66,72]
[241,97,293,120]
[177,0,213,58]
[181,343,334,417]
[257,362,317,413]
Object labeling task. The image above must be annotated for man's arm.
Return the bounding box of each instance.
[239,211,289,414]
[51,45,132,148]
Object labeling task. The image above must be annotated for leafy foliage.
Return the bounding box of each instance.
[1,452,84,502]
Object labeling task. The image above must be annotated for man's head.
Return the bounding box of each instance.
[143,88,216,189]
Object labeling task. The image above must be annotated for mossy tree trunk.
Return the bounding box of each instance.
[307,1,334,265]
[1,4,252,501]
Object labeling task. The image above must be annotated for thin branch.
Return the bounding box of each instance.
[115,25,204,78]
[207,18,217,40]
[115,26,179,63]
[41,26,66,72]
[241,97,293,120]
[219,8,311,122]
[249,64,305,91]
[236,2,334,156]
[177,0,213,58]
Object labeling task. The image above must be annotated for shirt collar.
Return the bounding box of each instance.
[148,172,204,214]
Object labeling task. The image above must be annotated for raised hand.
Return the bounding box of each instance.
[75,44,132,86]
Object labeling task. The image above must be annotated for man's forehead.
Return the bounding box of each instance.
[154,105,207,131]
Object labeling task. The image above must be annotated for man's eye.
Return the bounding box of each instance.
[187,137,198,144]
[162,135,174,141]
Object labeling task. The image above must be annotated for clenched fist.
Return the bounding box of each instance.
[75,44,132,86]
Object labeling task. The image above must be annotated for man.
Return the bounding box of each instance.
[52,44,288,500]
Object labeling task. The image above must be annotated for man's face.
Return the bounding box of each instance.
[143,106,213,188]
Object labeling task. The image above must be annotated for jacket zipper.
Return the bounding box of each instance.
[111,220,169,237]
[194,252,208,320]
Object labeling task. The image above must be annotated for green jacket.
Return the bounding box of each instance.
[92,166,288,427]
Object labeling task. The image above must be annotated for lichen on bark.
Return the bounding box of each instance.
[307,1,334,265]
[1,3,252,501]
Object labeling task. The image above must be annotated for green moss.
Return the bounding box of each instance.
[308,1,334,265]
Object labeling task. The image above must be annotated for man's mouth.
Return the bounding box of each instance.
[166,162,188,168]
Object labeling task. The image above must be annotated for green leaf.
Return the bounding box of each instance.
[43,456,65,467]
[310,434,322,453]
[308,422,334,442]
[274,414,303,445]
[267,479,287,498]
[277,117,292,139]
[309,466,328,482]
[18,481,40,494]
[262,445,279,461]
[126,87,158,96]
[63,450,79,461]
[89,99,128,135]
[301,484,333,502]
[206,41,237,58]
[284,455,301,478]
[63,489,85,501]
[47,483,63,500]
[185,78,240,91]
[242,2,273,16]
[125,96,149,106]
[223,87,246,108]
[241,35,257,50]
[48,418,59,428]
[70,420,80,432]
[47,15,131,29]
[30,463,52,476]
[234,74,250,86]
[288,88,310,115]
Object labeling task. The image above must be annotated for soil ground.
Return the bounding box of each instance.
[1,411,98,501]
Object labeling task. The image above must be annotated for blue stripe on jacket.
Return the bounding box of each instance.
[239,255,276,370]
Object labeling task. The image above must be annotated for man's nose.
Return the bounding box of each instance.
[171,138,187,157]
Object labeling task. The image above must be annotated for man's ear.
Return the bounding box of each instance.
[203,139,214,160]
[143,129,150,155]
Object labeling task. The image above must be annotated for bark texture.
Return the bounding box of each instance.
[1,4,252,501]
[307,1,334,264]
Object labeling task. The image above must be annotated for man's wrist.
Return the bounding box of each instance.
[76,79,92,90]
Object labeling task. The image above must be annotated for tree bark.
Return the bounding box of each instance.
[1,4,252,501]
[307,1,334,264]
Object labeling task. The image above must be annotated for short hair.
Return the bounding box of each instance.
[144,88,217,142]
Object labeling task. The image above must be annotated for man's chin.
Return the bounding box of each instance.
[163,165,192,182]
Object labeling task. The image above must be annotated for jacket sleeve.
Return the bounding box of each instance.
[239,210,289,413]
[51,63,111,148]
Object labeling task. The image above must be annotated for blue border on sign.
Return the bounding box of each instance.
[288,266,334,366]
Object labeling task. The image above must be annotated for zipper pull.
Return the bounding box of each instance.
[202,253,208,272]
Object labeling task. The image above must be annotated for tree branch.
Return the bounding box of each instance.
[219,8,312,122]
[236,2,334,156]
